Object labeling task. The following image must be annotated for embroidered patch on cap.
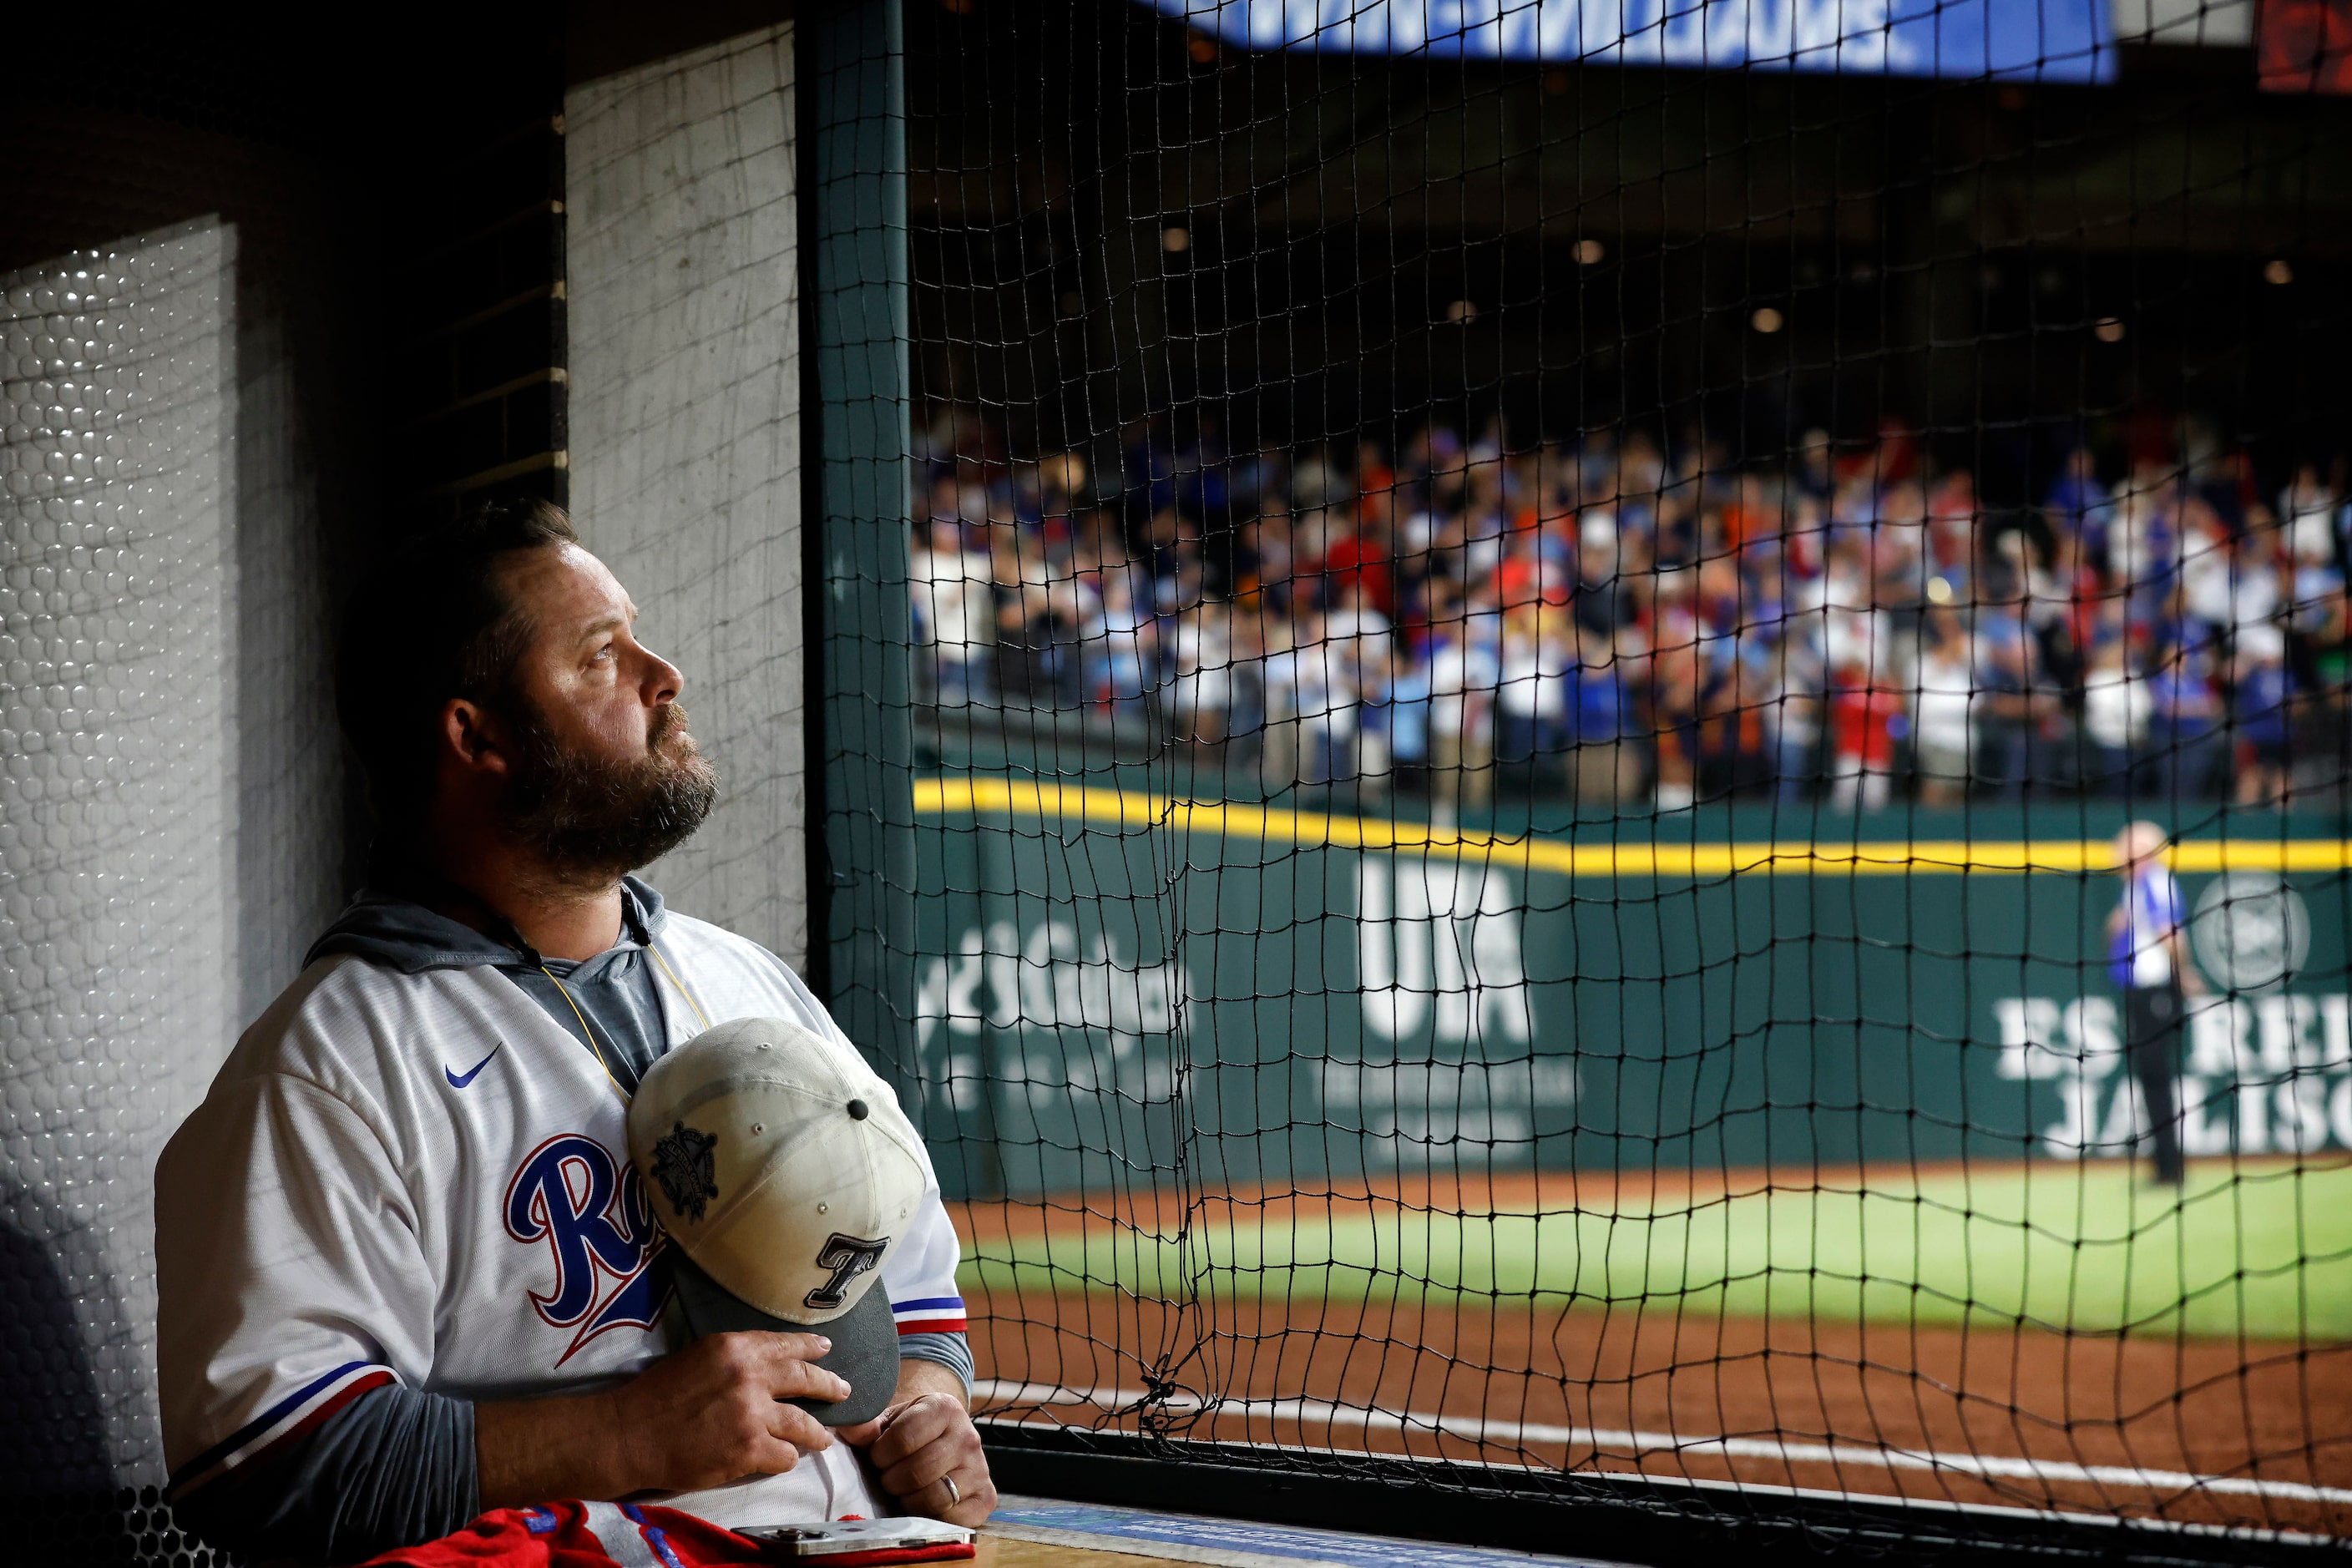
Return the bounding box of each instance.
[652,1121,720,1222]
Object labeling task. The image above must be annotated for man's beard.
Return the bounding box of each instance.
[497,696,719,883]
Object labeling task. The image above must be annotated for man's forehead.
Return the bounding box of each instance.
[507,541,636,625]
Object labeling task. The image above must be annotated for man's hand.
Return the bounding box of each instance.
[603,1331,850,1494]
[838,1360,995,1525]
[478,1331,849,1507]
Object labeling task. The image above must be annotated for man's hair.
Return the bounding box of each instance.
[336,498,580,835]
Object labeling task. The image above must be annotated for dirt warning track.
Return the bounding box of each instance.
[953,1174,2352,1538]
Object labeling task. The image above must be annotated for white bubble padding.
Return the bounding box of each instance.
[1,222,236,1487]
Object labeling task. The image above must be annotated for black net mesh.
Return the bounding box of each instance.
[842,0,2352,1546]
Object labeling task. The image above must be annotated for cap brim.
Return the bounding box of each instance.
[669,1251,899,1428]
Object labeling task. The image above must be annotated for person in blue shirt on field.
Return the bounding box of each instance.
[2107,822,2205,1187]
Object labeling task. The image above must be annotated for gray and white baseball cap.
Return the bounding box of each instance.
[627,1016,928,1428]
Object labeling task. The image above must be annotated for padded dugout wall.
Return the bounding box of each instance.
[566,19,812,975]
[0,16,559,1560]
[3,220,242,1495]
[0,112,359,1565]
[2,144,354,1520]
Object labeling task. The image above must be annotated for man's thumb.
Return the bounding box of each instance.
[834,1416,885,1446]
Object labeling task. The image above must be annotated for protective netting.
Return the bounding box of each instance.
[831,0,2352,1547]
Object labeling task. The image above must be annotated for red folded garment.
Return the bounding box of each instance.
[358,1501,977,1568]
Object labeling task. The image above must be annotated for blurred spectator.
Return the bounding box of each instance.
[2180,500,2274,640]
[1171,599,1237,745]
[1649,567,1702,809]
[1092,545,1159,716]
[1763,625,1823,801]
[2232,624,2294,807]
[1828,654,1904,810]
[1426,591,1502,812]
[2045,446,2106,544]
[1793,428,1835,505]
[1973,555,2063,797]
[991,520,1073,706]
[1324,584,1397,791]
[1576,621,1638,800]
[2080,635,2151,797]
[2289,539,2351,701]
[2279,462,2339,567]
[911,515,996,707]
[1913,607,1975,805]
[1323,517,1396,618]
[2148,630,2226,802]
[1497,602,1576,790]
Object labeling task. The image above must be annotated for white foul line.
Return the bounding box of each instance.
[973,1380,2352,1508]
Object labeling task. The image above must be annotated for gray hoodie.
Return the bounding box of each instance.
[303,875,680,1094]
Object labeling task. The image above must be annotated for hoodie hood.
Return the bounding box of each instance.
[305,876,669,976]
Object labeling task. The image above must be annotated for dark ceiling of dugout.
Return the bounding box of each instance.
[903,0,2352,483]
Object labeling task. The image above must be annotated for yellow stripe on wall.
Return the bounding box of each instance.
[910,776,2352,877]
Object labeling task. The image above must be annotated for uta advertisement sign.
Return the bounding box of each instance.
[899,781,2349,1196]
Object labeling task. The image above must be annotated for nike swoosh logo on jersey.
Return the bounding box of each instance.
[446,1044,503,1089]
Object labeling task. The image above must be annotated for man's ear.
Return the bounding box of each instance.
[439,697,510,778]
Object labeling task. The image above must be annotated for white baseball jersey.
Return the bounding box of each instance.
[154,911,968,1530]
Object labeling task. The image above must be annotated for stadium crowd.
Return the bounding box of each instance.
[908,406,2352,808]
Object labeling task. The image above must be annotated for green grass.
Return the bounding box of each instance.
[962,1162,2352,1340]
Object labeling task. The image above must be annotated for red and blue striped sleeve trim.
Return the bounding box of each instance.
[623,1503,697,1568]
[167,1361,396,1499]
[892,1295,968,1334]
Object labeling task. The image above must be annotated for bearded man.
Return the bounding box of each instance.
[153,502,994,1564]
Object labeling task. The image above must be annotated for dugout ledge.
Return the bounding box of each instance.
[978,1422,2334,1568]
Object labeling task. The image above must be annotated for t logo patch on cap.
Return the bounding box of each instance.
[652,1121,721,1223]
[806,1232,889,1310]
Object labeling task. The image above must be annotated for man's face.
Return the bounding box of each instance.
[484,543,718,880]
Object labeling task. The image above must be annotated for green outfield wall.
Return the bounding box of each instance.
[893,777,2352,1200]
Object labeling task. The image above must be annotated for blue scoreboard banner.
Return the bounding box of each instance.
[1141,0,2117,80]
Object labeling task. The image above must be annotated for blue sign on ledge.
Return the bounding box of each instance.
[1139,0,2117,81]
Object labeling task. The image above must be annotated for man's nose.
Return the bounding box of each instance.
[644,649,684,706]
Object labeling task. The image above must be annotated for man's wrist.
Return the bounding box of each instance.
[477,1386,644,1509]
[894,1353,971,1409]
[895,1331,974,1402]
[580,1385,645,1495]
